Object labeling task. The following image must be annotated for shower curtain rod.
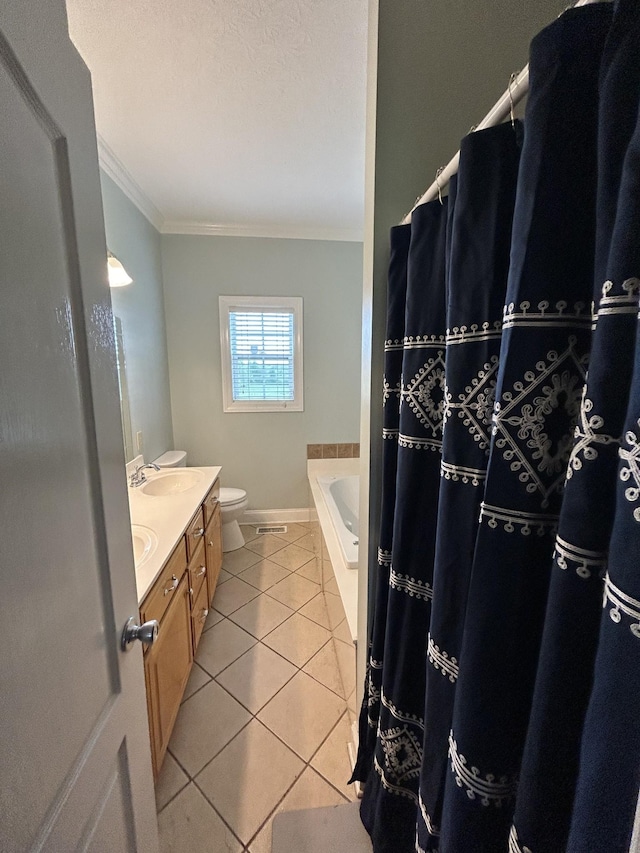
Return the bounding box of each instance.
[402,0,603,224]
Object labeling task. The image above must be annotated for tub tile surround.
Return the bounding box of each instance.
[307,443,360,459]
[156,522,359,853]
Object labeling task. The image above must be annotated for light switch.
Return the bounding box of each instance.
[136,430,143,452]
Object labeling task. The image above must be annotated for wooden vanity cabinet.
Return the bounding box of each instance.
[144,572,193,778]
[141,476,224,779]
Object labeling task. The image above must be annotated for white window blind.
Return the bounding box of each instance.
[219,296,304,412]
[229,310,295,402]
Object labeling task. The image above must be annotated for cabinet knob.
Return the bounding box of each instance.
[121,617,159,651]
[200,608,209,623]
[192,527,205,538]
[196,565,206,578]
[164,574,179,596]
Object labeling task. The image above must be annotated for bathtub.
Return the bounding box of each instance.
[317,475,359,569]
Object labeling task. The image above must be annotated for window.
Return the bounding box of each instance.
[219,295,304,412]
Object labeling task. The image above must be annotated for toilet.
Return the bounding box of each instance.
[153,450,187,468]
[219,487,249,552]
[153,451,248,552]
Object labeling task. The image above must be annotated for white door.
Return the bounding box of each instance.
[0,1,159,850]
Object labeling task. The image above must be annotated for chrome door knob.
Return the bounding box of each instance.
[121,617,159,651]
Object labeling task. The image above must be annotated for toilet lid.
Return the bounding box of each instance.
[219,487,247,506]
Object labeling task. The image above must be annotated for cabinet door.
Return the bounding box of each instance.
[144,575,193,778]
[205,504,223,607]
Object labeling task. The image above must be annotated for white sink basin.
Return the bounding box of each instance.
[131,524,158,568]
[140,469,205,497]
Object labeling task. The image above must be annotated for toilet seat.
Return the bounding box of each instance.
[219,487,247,507]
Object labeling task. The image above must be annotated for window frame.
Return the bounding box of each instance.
[219,295,304,413]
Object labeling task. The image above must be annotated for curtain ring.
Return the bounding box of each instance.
[508,72,518,128]
[435,166,445,205]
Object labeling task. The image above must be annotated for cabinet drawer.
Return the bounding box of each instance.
[188,537,207,600]
[140,538,188,626]
[185,507,206,562]
[191,576,209,653]
[203,480,221,528]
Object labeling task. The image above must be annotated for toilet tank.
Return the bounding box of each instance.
[153,450,187,468]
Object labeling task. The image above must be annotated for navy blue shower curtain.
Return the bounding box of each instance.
[416,119,523,853]
[354,3,640,852]
[357,199,449,853]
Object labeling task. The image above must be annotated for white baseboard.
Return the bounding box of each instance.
[241,508,312,525]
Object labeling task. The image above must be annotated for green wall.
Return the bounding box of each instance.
[100,171,174,463]
[162,235,363,509]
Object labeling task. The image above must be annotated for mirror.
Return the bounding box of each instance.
[113,315,135,462]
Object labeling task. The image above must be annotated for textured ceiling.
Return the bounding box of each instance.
[66,0,368,239]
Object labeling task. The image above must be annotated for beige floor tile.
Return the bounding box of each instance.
[311,713,358,802]
[293,532,316,553]
[334,639,356,698]
[155,752,189,812]
[202,607,225,632]
[222,547,263,575]
[240,524,260,544]
[303,641,345,698]
[298,593,331,630]
[325,590,347,630]
[216,643,297,713]
[269,543,317,572]
[248,821,272,853]
[258,671,346,761]
[245,534,288,558]
[181,662,211,703]
[168,681,251,777]
[271,522,309,543]
[322,557,337,588]
[229,593,294,639]
[266,573,320,610]
[196,619,256,677]
[347,688,357,717]
[334,617,353,645]
[263,613,331,668]
[218,568,233,585]
[196,719,304,845]
[238,559,291,592]
[296,557,322,584]
[158,783,242,853]
[212,576,260,615]
[324,575,340,596]
[279,767,348,812]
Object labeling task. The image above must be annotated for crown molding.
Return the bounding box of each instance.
[161,220,364,243]
[96,139,363,243]
[97,135,164,231]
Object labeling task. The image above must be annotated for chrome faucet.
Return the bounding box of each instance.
[129,462,160,488]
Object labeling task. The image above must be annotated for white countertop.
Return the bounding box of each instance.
[128,466,222,603]
[307,458,359,642]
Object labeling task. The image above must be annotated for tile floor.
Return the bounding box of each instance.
[155,522,360,853]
